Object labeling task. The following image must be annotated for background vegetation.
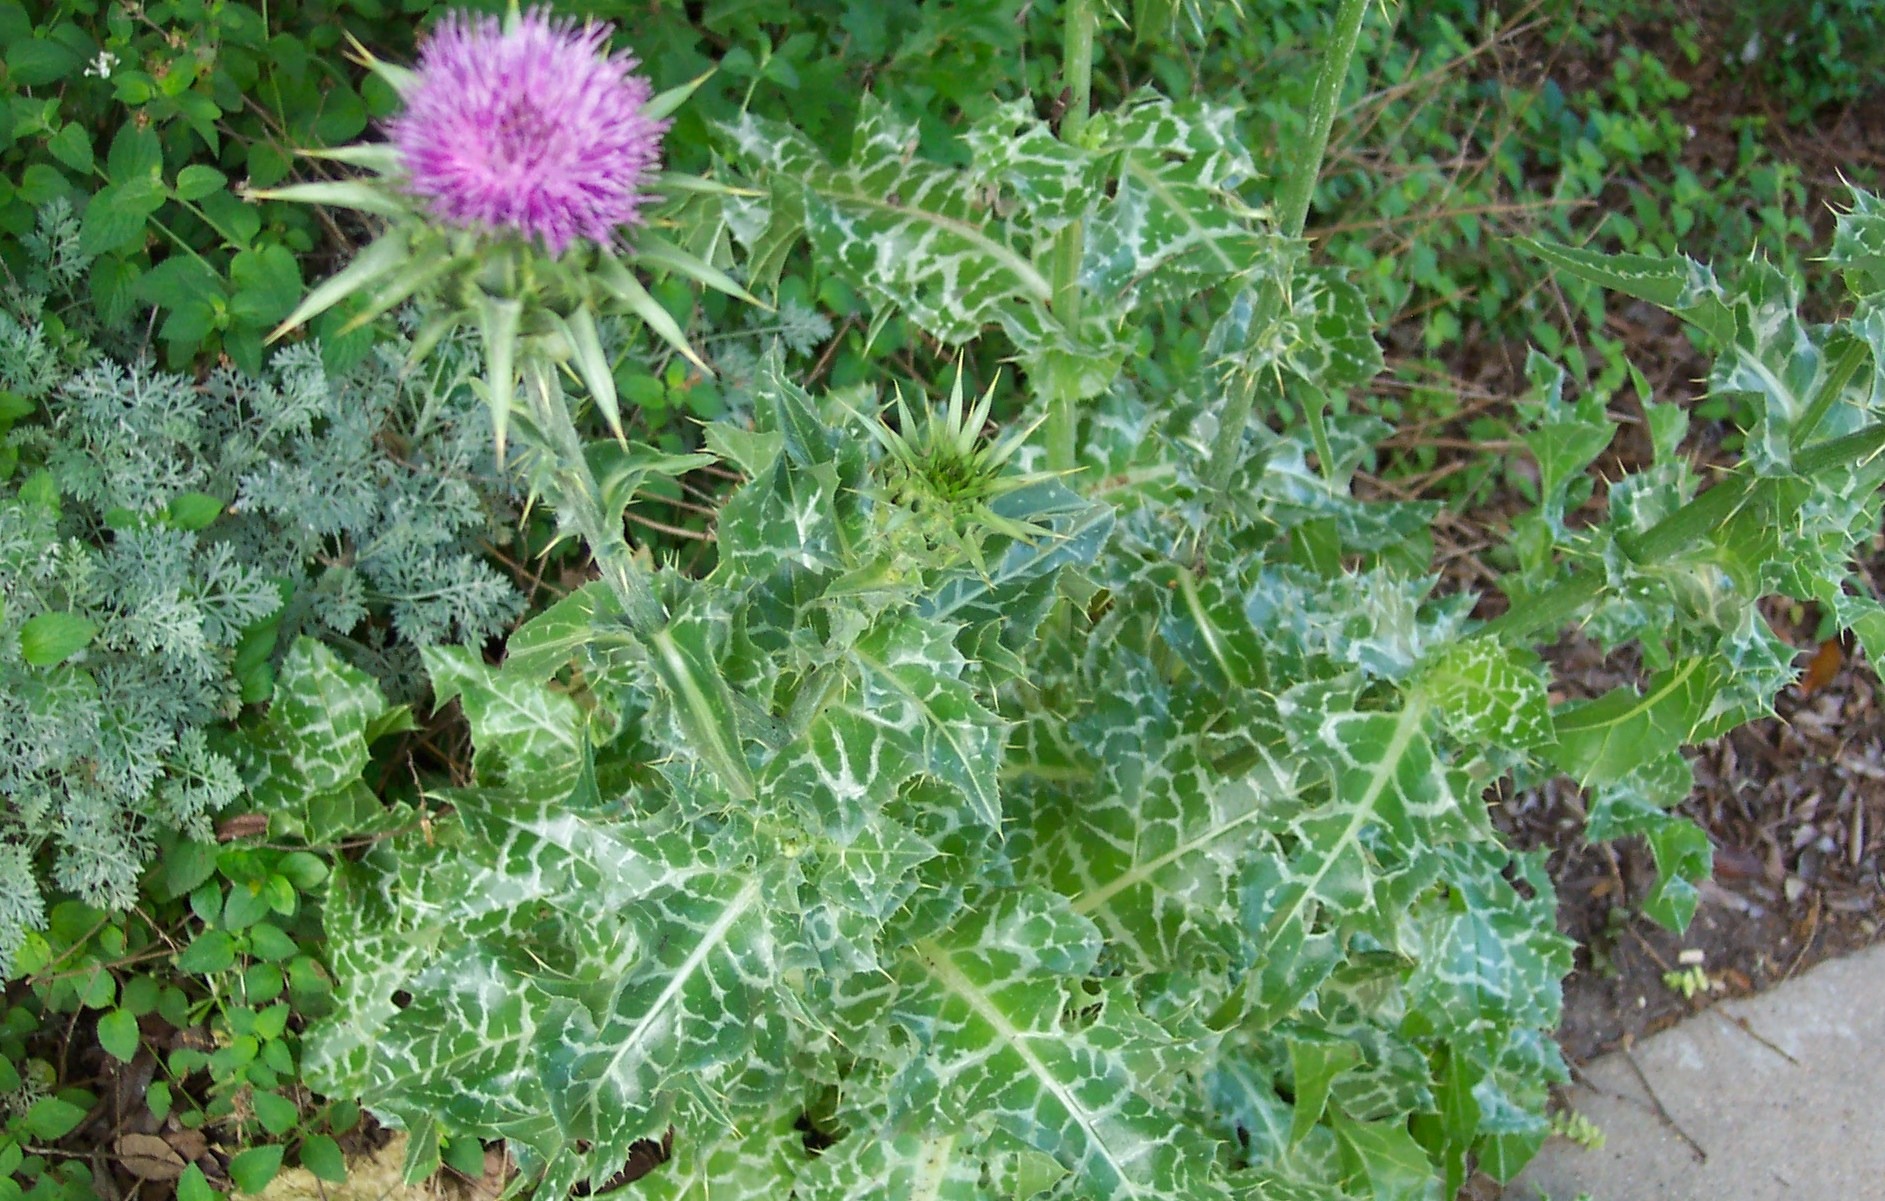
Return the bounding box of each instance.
[3,0,1883,1196]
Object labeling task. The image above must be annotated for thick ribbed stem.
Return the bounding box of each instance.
[1043,0,1096,475]
[1205,0,1378,500]
[1480,418,1885,644]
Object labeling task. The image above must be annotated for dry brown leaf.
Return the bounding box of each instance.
[165,1127,209,1162]
[1798,638,1844,697]
[115,1132,185,1181]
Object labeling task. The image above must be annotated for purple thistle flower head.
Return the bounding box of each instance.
[387,7,668,256]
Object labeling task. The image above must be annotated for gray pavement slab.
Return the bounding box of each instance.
[1509,941,1885,1201]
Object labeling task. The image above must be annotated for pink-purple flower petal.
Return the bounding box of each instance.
[387,7,668,256]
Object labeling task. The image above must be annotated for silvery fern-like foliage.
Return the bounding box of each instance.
[16,324,524,657]
[0,490,271,943]
[0,280,523,976]
[17,198,88,299]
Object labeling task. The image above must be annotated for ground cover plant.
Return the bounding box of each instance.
[8,0,1885,1199]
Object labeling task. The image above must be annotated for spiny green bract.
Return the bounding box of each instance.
[860,369,1057,576]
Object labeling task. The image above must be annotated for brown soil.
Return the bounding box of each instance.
[1512,615,1885,1068]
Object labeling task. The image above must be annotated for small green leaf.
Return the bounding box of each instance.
[165,492,224,531]
[46,123,92,173]
[107,125,163,182]
[243,962,285,1003]
[0,390,33,425]
[177,930,237,974]
[229,245,303,325]
[441,1135,485,1178]
[19,611,97,666]
[189,881,224,927]
[147,1080,173,1122]
[176,1163,217,1201]
[96,1008,141,1063]
[22,1096,88,1140]
[7,37,80,85]
[228,1143,284,1193]
[78,968,116,1010]
[160,297,220,348]
[251,1090,299,1136]
[120,974,160,1016]
[254,1003,290,1041]
[312,84,368,144]
[263,874,298,916]
[174,164,227,201]
[299,1133,346,1183]
[156,839,220,901]
[247,923,298,962]
[276,851,329,891]
[222,882,271,931]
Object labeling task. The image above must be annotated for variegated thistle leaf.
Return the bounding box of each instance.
[1220,682,1478,1028]
[540,863,788,1178]
[966,99,1108,236]
[309,784,806,1188]
[889,890,1233,1201]
[1013,656,1298,973]
[761,614,1004,839]
[720,93,1276,362]
[239,637,414,837]
[424,644,587,785]
[1081,93,1268,308]
[711,364,871,581]
[719,99,1054,343]
[632,1105,805,1201]
[302,652,810,1188]
[797,1131,995,1201]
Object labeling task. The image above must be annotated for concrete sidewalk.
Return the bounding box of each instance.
[1509,941,1885,1201]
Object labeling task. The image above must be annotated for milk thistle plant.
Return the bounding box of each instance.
[243,1,1885,1198]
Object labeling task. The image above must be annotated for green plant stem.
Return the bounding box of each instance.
[1480,420,1885,644]
[1205,0,1379,501]
[1791,336,1871,451]
[1276,0,1371,241]
[521,358,666,634]
[1044,0,1096,476]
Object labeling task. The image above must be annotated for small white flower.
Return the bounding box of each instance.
[83,50,120,79]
